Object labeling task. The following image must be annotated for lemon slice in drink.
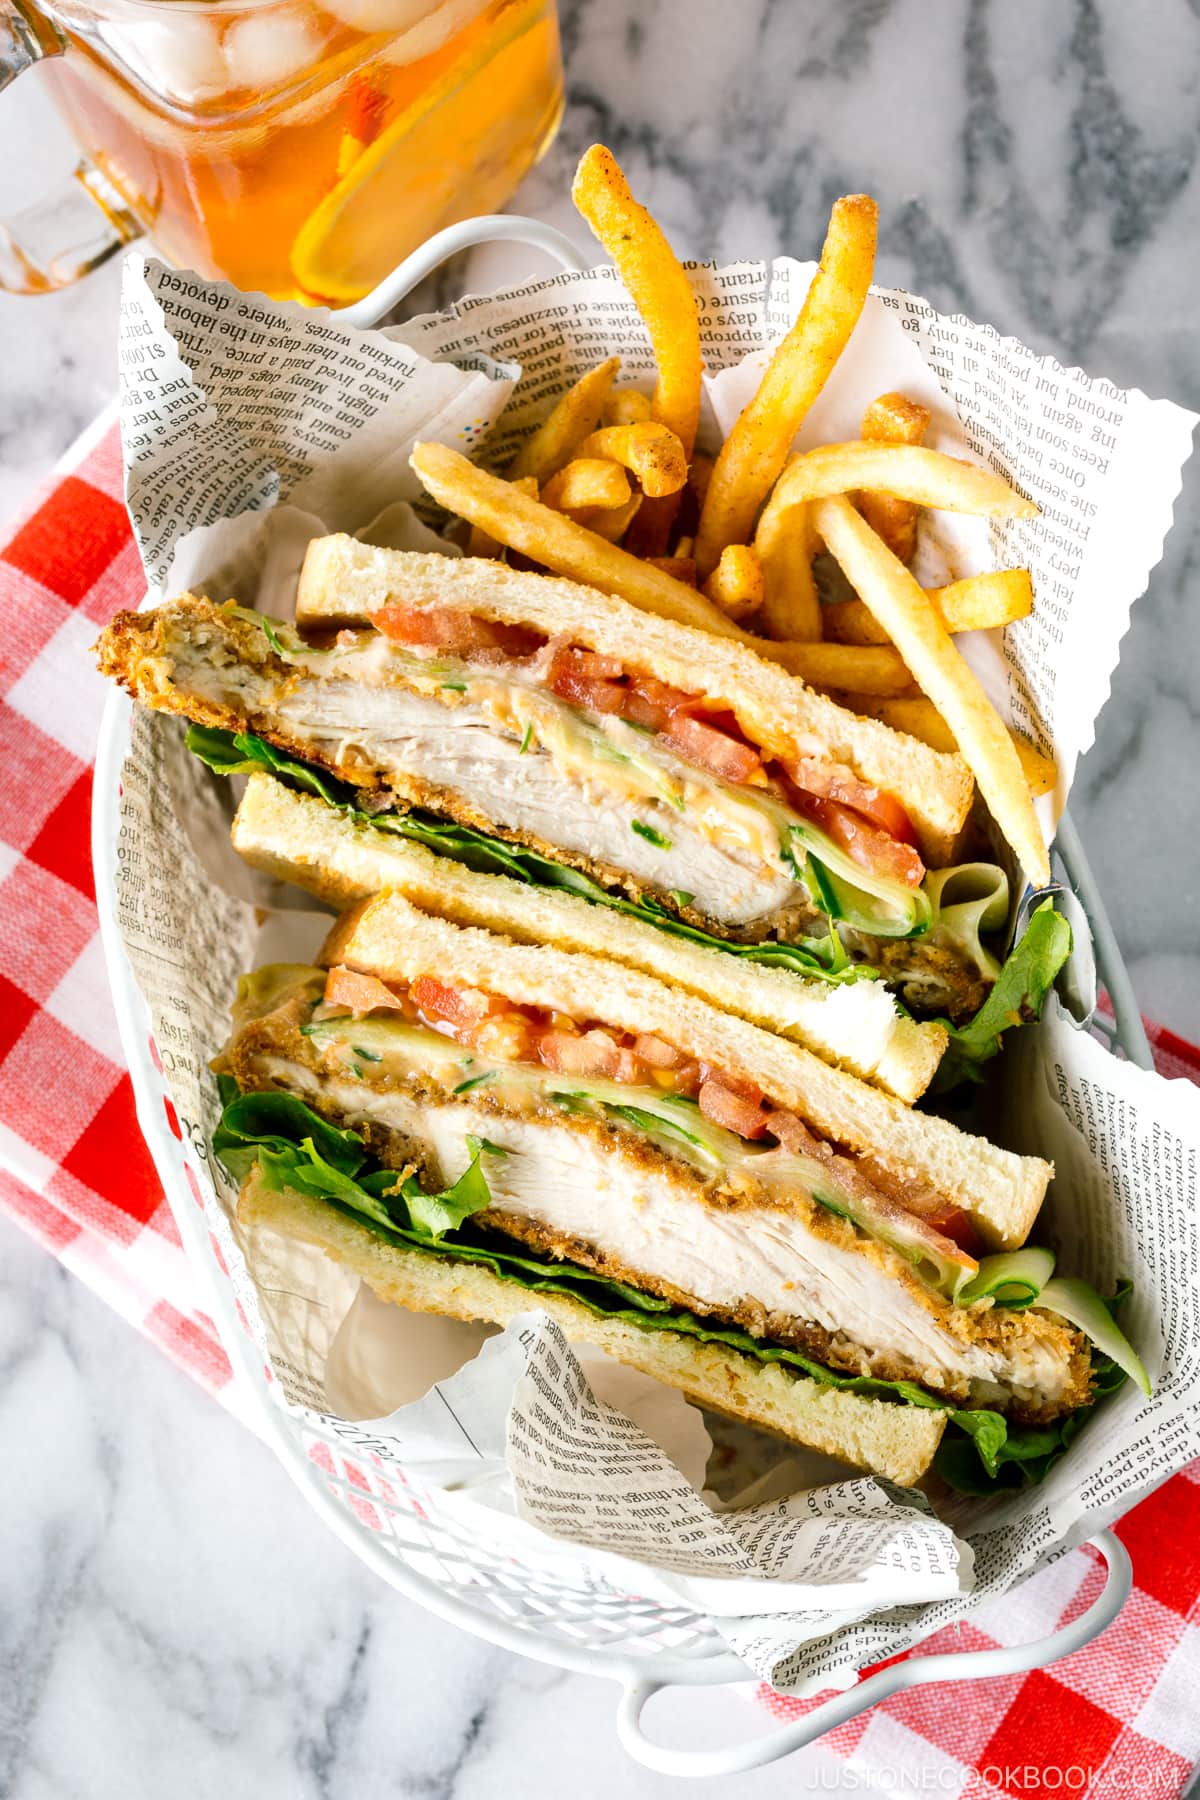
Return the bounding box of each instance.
[291,0,559,305]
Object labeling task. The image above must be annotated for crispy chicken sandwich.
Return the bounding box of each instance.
[214,890,1145,1492]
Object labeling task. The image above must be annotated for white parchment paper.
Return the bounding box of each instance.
[105,251,1200,1691]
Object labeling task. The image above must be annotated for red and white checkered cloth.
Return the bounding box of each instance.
[2,415,1198,1796]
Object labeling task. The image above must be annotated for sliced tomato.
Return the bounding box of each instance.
[409,975,505,1032]
[323,966,405,1017]
[782,755,918,846]
[546,645,628,714]
[633,1032,682,1069]
[921,1206,982,1257]
[660,712,765,785]
[373,605,541,658]
[764,1108,825,1158]
[796,794,925,889]
[538,1027,621,1078]
[619,673,694,731]
[698,1075,768,1139]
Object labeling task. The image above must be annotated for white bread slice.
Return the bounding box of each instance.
[324,891,1050,1250]
[232,771,947,1104]
[239,1171,948,1486]
[295,538,973,863]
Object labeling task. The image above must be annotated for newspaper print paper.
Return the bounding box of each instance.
[104,251,1199,1688]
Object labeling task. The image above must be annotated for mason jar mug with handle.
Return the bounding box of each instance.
[0,0,563,302]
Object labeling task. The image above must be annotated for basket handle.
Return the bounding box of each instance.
[614,1529,1132,1778]
[337,214,589,330]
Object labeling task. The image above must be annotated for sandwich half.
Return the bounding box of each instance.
[214,891,1131,1490]
[229,769,946,1103]
[95,544,1019,1025]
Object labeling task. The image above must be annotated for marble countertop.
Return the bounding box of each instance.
[3,2,1198,1792]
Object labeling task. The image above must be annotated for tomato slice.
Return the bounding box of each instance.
[921,1206,982,1257]
[323,966,405,1016]
[547,645,628,714]
[537,1027,622,1077]
[782,755,918,846]
[660,712,765,785]
[698,1075,768,1139]
[797,794,925,889]
[619,673,694,731]
[373,605,541,658]
[409,975,505,1032]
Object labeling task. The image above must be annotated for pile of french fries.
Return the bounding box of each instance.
[411,145,1055,888]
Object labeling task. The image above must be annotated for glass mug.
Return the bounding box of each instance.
[0,0,563,303]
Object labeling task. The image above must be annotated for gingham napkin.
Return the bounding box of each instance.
[2,416,1198,1796]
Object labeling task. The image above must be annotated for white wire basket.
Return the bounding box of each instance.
[91,218,1141,1778]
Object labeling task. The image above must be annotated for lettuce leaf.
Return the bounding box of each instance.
[187,725,856,981]
[214,1084,1124,1495]
[933,905,1073,1092]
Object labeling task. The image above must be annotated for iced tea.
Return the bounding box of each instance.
[38,0,563,303]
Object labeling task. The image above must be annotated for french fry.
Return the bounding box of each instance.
[834,695,1057,798]
[604,386,654,427]
[812,494,1050,883]
[576,493,643,543]
[674,534,695,558]
[759,442,1038,526]
[645,555,698,585]
[695,194,878,577]
[702,544,765,621]
[748,637,914,694]
[411,442,742,639]
[572,146,702,458]
[933,569,1034,632]
[467,476,538,556]
[824,570,1035,644]
[509,356,620,481]
[754,498,821,639]
[860,391,930,563]
[540,458,632,514]
[575,423,688,498]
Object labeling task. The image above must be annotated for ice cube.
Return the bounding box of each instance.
[321,0,459,36]
[224,10,327,92]
[380,0,490,65]
[104,16,230,106]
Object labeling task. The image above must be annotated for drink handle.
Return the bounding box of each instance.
[0,1,140,293]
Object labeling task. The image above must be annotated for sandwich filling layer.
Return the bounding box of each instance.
[97,598,1008,1018]
[218,965,1091,1421]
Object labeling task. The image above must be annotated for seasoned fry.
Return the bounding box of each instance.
[604,386,654,427]
[759,443,1038,527]
[509,356,620,481]
[702,544,765,621]
[748,637,914,694]
[572,146,702,458]
[645,555,698,585]
[411,442,741,639]
[695,194,878,577]
[860,391,930,563]
[541,458,632,514]
[835,695,1057,798]
[467,476,538,555]
[575,423,688,498]
[824,570,1035,644]
[754,498,821,639]
[812,494,1050,882]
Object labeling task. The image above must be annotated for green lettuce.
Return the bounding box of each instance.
[934,905,1073,1091]
[214,1085,1125,1496]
